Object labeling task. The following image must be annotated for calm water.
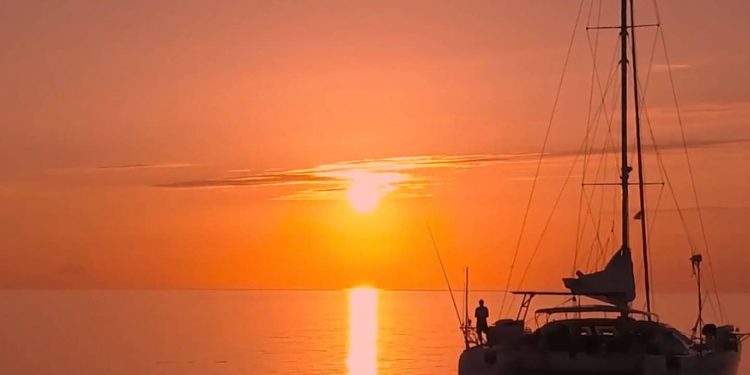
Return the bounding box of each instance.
[0,290,748,374]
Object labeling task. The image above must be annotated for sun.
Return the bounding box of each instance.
[343,170,405,213]
[347,181,383,213]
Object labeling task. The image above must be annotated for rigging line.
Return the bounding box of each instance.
[594,117,620,271]
[579,110,619,272]
[580,38,622,198]
[643,6,695,250]
[584,228,604,273]
[427,223,463,329]
[634,39,664,314]
[589,42,625,189]
[585,192,613,273]
[637,17,662,106]
[580,74,623,267]
[585,19,623,154]
[597,189,619,269]
[645,184,665,313]
[505,134,590,317]
[651,0,725,321]
[498,0,586,317]
[638,82,696,251]
[582,192,601,273]
[595,225,617,269]
[584,0,595,29]
[702,284,720,322]
[575,0,605,275]
[574,0,600,276]
[583,233,596,271]
[583,145,613,274]
[578,14,618,263]
[630,0,653,316]
[582,0,606,173]
[705,282,721,320]
[581,176,610,266]
[651,0,663,25]
[656,29,726,324]
[646,116,696,249]
[585,31,623,153]
[635,75,667,250]
[646,183,665,233]
[601,235,613,270]
[580,145,613,266]
[572,191,585,275]
[640,100,721,317]
[595,218,615,270]
[646,184,665,250]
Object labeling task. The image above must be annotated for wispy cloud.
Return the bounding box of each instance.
[96,163,196,170]
[158,154,536,200]
[680,101,750,116]
[48,162,199,174]
[651,63,693,72]
[155,136,749,201]
[647,100,750,123]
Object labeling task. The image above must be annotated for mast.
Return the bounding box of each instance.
[629,0,653,316]
[619,0,631,252]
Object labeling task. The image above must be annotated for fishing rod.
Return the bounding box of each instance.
[427,223,464,338]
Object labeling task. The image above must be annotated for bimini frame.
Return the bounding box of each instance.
[510,291,634,321]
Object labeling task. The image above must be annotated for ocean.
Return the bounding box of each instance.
[1,290,747,374]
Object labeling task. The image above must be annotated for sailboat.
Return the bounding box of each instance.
[457,0,746,374]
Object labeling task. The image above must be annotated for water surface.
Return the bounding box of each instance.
[0,290,747,374]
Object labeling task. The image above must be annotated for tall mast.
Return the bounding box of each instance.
[619,0,631,252]
[630,0,653,316]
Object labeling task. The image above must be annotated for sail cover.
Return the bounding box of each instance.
[563,247,635,306]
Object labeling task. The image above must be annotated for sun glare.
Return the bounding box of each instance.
[347,287,378,375]
[342,170,406,213]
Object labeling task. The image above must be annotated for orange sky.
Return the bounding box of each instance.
[1,0,749,293]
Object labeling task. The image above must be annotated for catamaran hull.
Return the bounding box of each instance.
[458,348,740,375]
[458,346,508,375]
[642,351,740,375]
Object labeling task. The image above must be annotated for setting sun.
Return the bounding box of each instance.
[340,170,406,213]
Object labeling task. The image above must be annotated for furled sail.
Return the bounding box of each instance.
[563,247,636,306]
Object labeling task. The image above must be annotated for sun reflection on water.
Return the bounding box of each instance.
[347,287,378,375]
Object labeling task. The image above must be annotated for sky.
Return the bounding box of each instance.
[1,0,749,295]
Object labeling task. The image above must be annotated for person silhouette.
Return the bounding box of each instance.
[475,299,489,344]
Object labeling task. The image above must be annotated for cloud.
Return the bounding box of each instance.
[647,100,750,127]
[651,63,693,72]
[656,206,750,213]
[47,162,199,174]
[156,136,750,201]
[649,137,750,151]
[681,101,750,116]
[96,163,196,170]
[157,154,536,200]
[160,172,338,188]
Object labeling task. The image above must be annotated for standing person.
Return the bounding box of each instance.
[475,299,489,345]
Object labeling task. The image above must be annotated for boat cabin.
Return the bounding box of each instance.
[530,315,692,356]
